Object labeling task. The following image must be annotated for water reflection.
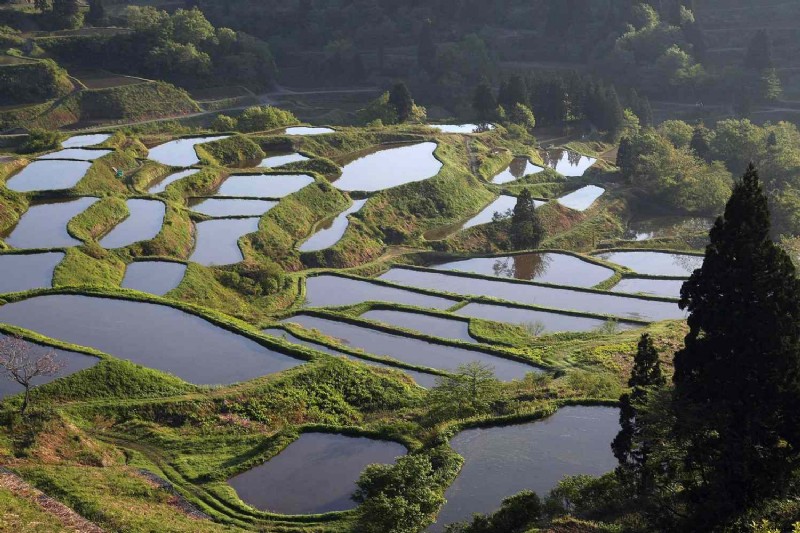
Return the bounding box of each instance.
[190,217,260,266]
[0,252,63,293]
[147,136,228,167]
[541,149,597,177]
[99,199,165,249]
[258,153,309,168]
[299,199,368,252]
[430,124,494,134]
[557,185,605,211]
[228,433,405,514]
[147,169,200,194]
[121,261,187,295]
[334,142,442,192]
[283,314,537,380]
[284,127,335,136]
[596,251,703,277]
[2,197,98,249]
[0,294,303,385]
[432,253,614,288]
[61,134,110,148]
[624,216,714,241]
[263,327,439,387]
[5,160,91,192]
[491,157,544,184]
[429,406,619,531]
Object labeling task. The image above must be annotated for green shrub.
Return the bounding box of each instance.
[236,105,298,133]
[18,129,61,154]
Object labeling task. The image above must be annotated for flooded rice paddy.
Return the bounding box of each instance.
[283,126,335,136]
[455,302,619,333]
[121,261,187,295]
[596,251,703,277]
[147,168,200,194]
[5,160,91,192]
[541,149,597,177]
[425,195,544,241]
[0,294,302,385]
[282,314,537,380]
[216,173,315,198]
[612,278,684,299]
[61,134,110,148]
[430,124,493,134]
[624,216,714,241]
[432,253,613,288]
[190,217,260,266]
[258,153,309,167]
[264,328,439,387]
[228,432,405,514]
[557,185,605,211]
[304,275,456,310]
[147,136,228,167]
[334,142,442,192]
[0,252,63,294]
[360,309,476,343]
[99,199,165,249]
[2,197,97,249]
[379,268,683,321]
[189,198,277,218]
[491,157,544,184]
[39,148,111,161]
[429,406,619,531]
[299,199,368,252]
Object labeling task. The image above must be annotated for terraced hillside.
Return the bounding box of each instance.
[0,118,719,532]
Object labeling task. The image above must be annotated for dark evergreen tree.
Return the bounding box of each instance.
[497,79,510,111]
[417,21,437,74]
[683,20,707,63]
[472,81,496,123]
[629,89,653,127]
[767,130,778,149]
[616,136,634,178]
[689,124,712,161]
[672,165,800,529]
[505,75,528,108]
[51,0,79,18]
[86,0,105,26]
[744,29,773,71]
[509,189,544,250]
[612,334,666,471]
[388,82,414,123]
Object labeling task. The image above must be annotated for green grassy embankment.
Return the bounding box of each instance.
[66,196,129,242]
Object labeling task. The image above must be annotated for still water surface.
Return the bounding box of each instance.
[2,197,97,249]
[0,295,302,384]
[430,406,619,531]
[334,142,442,192]
[228,433,405,514]
[0,252,63,294]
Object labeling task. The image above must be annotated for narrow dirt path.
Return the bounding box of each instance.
[0,469,105,533]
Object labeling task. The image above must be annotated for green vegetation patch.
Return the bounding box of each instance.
[66,196,129,242]
[0,59,73,106]
[245,181,351,270]
[196,135,265,167]
[52,246,126,288]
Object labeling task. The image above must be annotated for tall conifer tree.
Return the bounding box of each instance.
[672,164,800,529]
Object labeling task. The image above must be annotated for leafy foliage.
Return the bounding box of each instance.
[671,165,800,529]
